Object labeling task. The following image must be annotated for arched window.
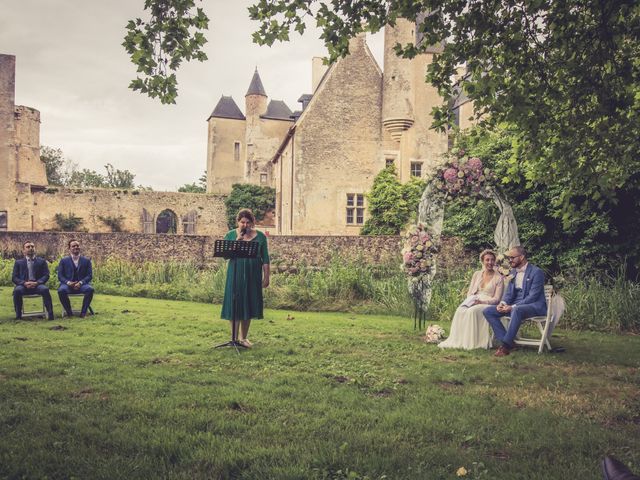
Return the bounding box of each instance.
[156,209,177,234]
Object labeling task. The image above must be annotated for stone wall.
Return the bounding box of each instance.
[28,188,228,235]
[0,231,471,272]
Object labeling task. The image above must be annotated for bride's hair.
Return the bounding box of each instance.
[479,249,496,262]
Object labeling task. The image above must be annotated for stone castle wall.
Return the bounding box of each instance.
[207,117,246,194]
[278,35,384,235]
[27,188,228,235]
[15,105,46,187]
[0,231,471,272]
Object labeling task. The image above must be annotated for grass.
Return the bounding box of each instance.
[0,288,638,479]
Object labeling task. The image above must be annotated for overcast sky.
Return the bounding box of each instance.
[1,1,384,191]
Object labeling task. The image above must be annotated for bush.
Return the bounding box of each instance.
[224,184,275,229]
[53,213,84,232]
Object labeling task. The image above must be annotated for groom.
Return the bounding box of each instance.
[483,246,546,357]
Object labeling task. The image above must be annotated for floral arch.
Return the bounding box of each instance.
[402,151,520,328]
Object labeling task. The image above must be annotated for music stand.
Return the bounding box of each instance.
[214,239,259,353]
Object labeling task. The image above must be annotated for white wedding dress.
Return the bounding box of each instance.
[438,282,496,350]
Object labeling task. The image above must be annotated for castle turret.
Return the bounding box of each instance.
[245,68,268,118]
[382,19,416,142]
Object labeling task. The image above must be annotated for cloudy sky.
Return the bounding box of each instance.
[1,1,384,191]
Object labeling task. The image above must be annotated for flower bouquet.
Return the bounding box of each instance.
[424,324,446,343]
[402,224,439,329]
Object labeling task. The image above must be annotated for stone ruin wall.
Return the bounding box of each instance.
[0,231,472,273]
[25,188,229,235]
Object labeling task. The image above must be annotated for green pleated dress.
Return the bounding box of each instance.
[220,229,270,321]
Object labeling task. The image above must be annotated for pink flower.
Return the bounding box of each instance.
[443,168,458,183]
[403,252,414,263]
[468,157,482,171]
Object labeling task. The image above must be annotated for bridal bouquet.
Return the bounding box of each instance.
[495,253,513,279]
[424,324,446,343]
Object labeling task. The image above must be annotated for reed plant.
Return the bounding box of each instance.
[561,267,640,332]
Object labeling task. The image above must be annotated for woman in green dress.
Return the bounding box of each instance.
[221,208,270,348]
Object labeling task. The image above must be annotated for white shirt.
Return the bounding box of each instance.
[514,262,528,289]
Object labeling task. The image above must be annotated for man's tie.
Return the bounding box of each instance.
[27,259,35,281]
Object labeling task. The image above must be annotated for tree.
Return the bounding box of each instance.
[128,0,640,219]
[40,146,67,186]
[444,125,640,276]
[361,166,426,235]
[224,184,275,229]
[41,146,80,186]
[178,171,207,193]
[123,0,209,104]
[105,163,136,189]
[66,164,137,189]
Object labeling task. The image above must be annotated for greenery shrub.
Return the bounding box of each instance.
[53,213,84,232]
[224,184,275,229]
[444,126,640,277]
[361,166,426,235]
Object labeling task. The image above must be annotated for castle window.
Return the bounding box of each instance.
[346,194,365,225]
[260,173,268,184]
[234,142,241,161]
[0,211,7,230]
[385,157,395,168]
[410,162,423,178]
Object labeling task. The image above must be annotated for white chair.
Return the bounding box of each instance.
[20,294,47,319]
[61,293,95,317]
[503,285,565,353]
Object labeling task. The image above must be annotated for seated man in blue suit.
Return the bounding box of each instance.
[12,240,54,320]
[57,239,94,317]
[483,246,547,357]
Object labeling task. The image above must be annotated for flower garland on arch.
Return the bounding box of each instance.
[405,150,521,329]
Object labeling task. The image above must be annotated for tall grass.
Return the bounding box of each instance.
[561,267,640,332]
[0,257,638,332]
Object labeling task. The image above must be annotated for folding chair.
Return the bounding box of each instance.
[61,293,95,317]
[504,285,566,353]
[21,294,47,319]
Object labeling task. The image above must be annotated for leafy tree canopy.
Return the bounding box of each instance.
[67,163,137,189]
[361,166,425,235]
[224,183,275,229]
[178,171,207,193]
[123,0,209,104]
[444,125,640,277]
[129,0,640,220]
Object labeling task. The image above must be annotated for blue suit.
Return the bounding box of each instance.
[483,263,547,348]
[12,257,54,319]
[57,256,94,316]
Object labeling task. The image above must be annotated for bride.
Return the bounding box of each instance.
[439,249,504,350]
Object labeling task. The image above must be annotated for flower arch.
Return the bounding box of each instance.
[402,151,520,328]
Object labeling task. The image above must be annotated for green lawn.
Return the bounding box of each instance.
[0,287,638,479]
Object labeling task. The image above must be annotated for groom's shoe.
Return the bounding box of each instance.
[494,345,511,357]
[602,456,640,480]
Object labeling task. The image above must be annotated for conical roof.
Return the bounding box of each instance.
[207,95,245,120]
[246,68,267,97]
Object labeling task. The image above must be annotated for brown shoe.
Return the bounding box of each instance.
[494,345,511,357]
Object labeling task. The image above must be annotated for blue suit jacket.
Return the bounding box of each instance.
[12,257,50,286]
[57,256,93,285]
[503,263,547,314]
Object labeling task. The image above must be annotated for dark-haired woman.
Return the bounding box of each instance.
[221,208,270,347]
